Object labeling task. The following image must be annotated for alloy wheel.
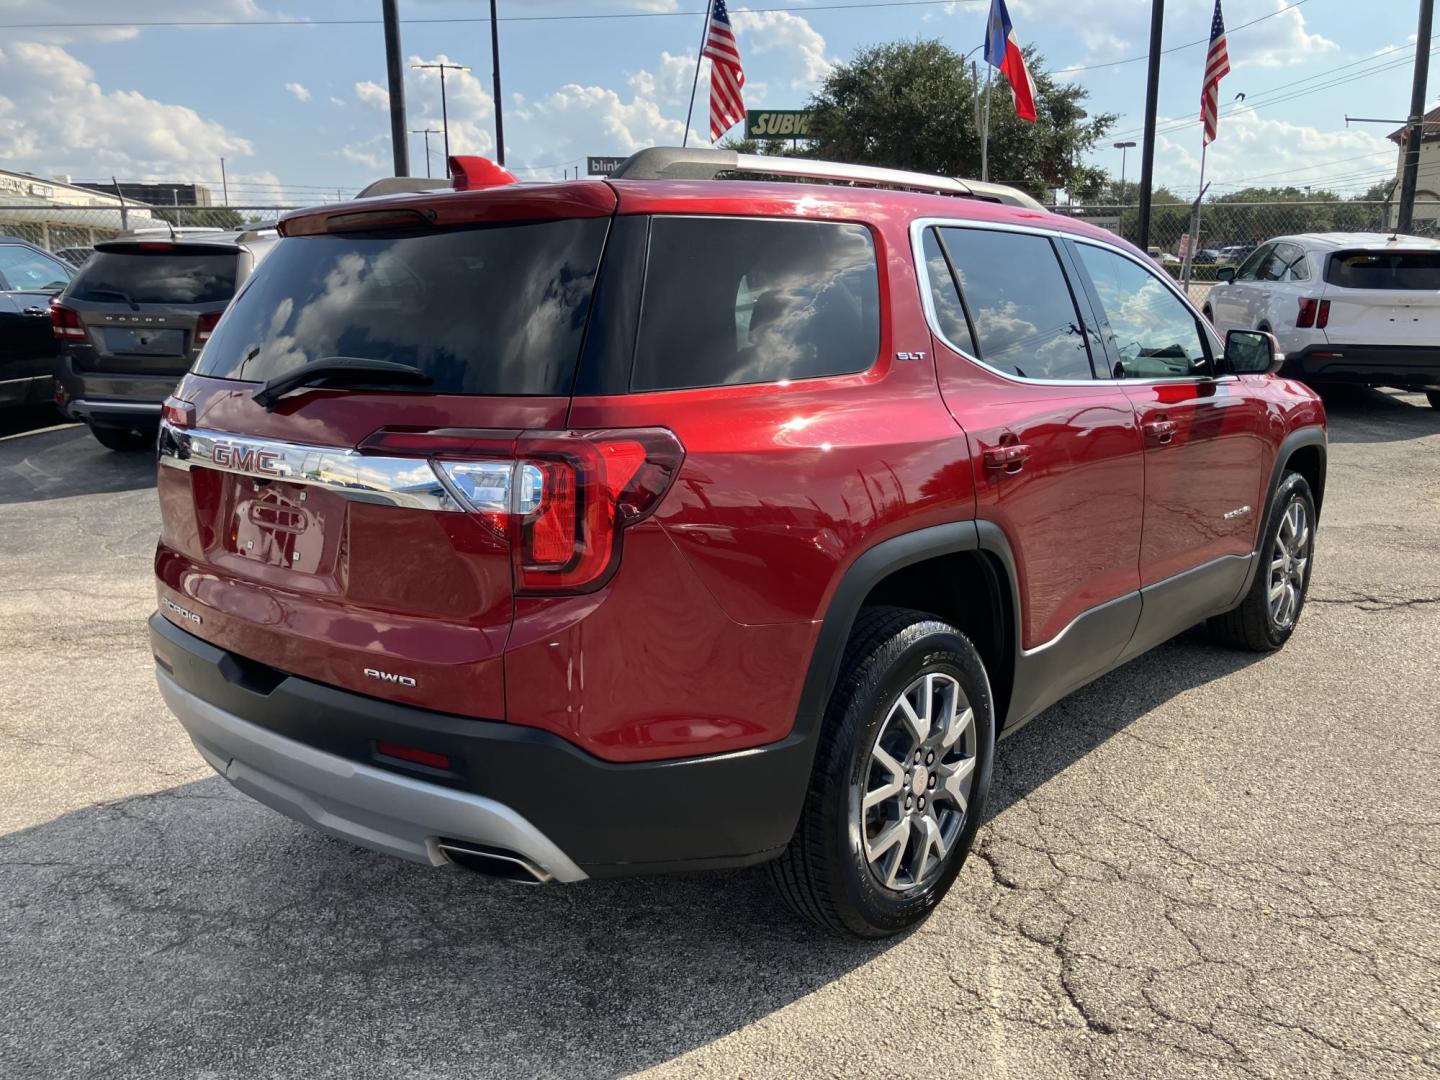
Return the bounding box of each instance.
[1269,498,1311,630]
[858,671,977,892]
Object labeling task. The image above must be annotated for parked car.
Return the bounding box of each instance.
[149,148,1327,938]
[1218,243,1258,266]
[0,235,73,408]
[1205,232,1440,409]
[1192,248,1219,266]
[53,246,95,269]
[52,226,278,450]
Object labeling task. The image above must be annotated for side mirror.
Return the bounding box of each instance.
[1215,266,1236,284]
[1223,329,1283,375]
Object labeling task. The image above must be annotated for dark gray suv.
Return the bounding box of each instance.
[53,227,277,450]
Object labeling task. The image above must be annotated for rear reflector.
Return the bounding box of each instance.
[361,426,685,595]
[375,740,451,771]
[1296,297,1318,328]
[49,301,85,340]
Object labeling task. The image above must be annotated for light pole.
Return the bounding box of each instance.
[410,128,441,178]
[1114,140,1136,200]
[412,61,471,177]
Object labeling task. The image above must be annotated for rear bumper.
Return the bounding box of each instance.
[1283,345,1440,388]
[55,354,180,425]
[150,613,812,878]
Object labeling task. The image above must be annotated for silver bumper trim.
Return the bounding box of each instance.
[156,668,587,882]
[72,399,164,415]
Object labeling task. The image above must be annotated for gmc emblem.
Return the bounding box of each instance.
[212,443,285,476]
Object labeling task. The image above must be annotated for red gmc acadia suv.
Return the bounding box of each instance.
[150,148,1327,937]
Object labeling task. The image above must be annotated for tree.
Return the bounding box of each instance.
[802,39,1115,199]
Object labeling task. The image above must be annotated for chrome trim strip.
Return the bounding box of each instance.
[73,399,164,414]
[157,420,465,512]
[908,216,1232,389]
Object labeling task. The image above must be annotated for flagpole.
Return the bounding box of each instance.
[981,66,993,182]
[1182,141,1207,291]
[683,0,715,148]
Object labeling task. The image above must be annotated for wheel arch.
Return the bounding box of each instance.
[794,522,1019,743]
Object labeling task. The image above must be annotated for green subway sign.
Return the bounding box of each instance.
[744,110,815,139]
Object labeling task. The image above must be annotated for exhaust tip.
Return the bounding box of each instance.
[437,839,552,885]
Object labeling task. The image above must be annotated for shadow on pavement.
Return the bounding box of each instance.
[1317,385,1439,445]
[0,415,155,505]
[0,627,1266,1077]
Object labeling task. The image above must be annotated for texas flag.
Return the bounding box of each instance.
[984,0,1038,123]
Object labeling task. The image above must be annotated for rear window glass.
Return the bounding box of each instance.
[938,227,1094,380]
[193,218,608,395]
[630,217,879,392]
[71,250,238,304]
[1326,250,1440,290]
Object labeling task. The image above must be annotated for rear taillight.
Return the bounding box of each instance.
[160,396,194,428]
[359,427,685,595]
[194,310,221,347]
[1296,297,1318,328]
[49,301,85,340]
[1316,299,1331,329]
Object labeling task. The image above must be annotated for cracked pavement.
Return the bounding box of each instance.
[1,388,1437,1079]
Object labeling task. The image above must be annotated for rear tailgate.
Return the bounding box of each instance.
[154,183,617,719]
[1321,248,1440,347]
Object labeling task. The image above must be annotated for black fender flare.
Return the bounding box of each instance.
[1232,425,1327,603]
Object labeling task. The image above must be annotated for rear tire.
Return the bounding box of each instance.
[768,606,995,938]
[90,425,154,452]
[1426,390,1440,410]
[1208,471,1316,652]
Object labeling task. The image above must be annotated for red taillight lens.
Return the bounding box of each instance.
[194,310,222,347]
[1296,297,1318,328]
[160,396,194,428]
[49,301,85,340]
[361,425,685,595]
[375,740,450,771]
[1316,299,1331,329]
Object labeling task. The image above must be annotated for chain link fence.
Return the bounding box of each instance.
[0,203,301,255]
[1055,199,1440,304]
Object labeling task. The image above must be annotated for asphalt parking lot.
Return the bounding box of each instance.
[0,392,1436,1080]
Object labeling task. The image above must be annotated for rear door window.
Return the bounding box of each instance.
[70,248,238,304]
[934,227,1096,381]
[194,218,609,396]
[630,217,879,391]
[1326,250,1440,290]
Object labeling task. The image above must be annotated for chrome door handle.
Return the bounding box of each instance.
[22,306,47,316]
[1143,419,1177,445]
[982,443,1032,472]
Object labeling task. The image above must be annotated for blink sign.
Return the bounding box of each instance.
[586,156,627,176]
[744,110,815,139]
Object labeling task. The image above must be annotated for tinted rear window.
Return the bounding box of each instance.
[630,217,879,391]
[194,218,608,395]
[1326,250,1440,290]
[71,250,238,304]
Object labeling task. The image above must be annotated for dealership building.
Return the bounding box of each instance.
[0,168,162,251]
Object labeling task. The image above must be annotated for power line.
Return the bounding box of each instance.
[0,1,981,31]
[1062,0,1314,73]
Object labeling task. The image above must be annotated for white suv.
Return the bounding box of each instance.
[1204,232,1440,409]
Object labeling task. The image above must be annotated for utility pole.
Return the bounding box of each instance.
[219,157,229,205]
[412,61,470,177]
[410,128,441,178]
[382,0,410,176]
[490,0,505,165]
[1136,0,1164,251]
[1398,0,1435,234]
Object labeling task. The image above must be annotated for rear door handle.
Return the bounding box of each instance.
[1143,419,1178,445]
[982,443,1032,471]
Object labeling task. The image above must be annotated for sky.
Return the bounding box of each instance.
[0,0,1425,206]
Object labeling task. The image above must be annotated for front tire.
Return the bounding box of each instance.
[1208,471,1316,652]
[768,606,995,937]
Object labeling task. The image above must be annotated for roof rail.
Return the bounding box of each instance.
[610,146,1046,211]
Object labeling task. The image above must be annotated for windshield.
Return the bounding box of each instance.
[70,250,238,304]
[193,218,609,396]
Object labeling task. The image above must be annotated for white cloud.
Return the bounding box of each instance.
[0,41,252,179]
[626,51,696,105]
[354,81,389,111]
[284,82,310,102]
[328,95,346,107]
[1233,0,1337,68]
[406,55,496,157]
[340,136,388,170]
[732,10,834,92]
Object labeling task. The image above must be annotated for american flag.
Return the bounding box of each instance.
[1201,0,1231,145]
[703,0,745,141]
